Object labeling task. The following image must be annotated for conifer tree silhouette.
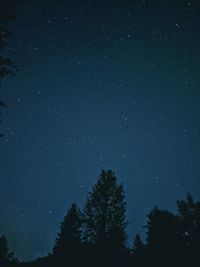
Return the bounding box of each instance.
[0,235,13,261]
[177,193,200,264]
[83,169,127,267]
[145,207,179,266]
[0,235,19,266]
[0,1,18,79]
[52,203,82,266]
[0,1,21,136]
[131,234,146,266]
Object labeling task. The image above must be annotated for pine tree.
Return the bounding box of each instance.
[131,234,146,266]
[177,193,200,262]
[0,1,18,79]
[145,207,180,266]
[52,203,82,265]
[83,169,127,266]
[0,235,19,266]
[146,207,179,252]
[0,235,13,261]
[133,234,145,256]
[0,1,20,137]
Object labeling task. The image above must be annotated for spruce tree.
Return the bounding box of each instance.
[83,169,127,266]
[0,235,13,261]
[131,234,146,266]
[53,203,82,265]
[0,1,17,79]
[177,193,200,262]
[133,234,145,256]
[0,235,18,266]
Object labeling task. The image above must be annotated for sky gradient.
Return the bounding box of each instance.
[0,0,200,261]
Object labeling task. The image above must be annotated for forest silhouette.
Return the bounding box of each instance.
[0,169,200,267]
[0,2,200,267]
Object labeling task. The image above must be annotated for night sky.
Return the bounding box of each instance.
[0,0,200,261]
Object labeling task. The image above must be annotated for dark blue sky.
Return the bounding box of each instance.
[0,0,200,261]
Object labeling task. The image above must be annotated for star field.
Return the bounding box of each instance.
[0,0,200,261]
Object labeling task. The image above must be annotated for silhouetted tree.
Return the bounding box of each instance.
[177,193,200,241]
[52,203,82,266]
[19,255,53,267]
[133,234,144,254]
[177,193,200,264]
[0,1,21,136]
[0,235,13,261]
[0,1,18,78]
[83,169,128,267]
[146,207,179,250]
[0,177,199,267]
[130,234,146,266]
[0,235,18,266]
[144,207,180,266]
[141,195,200,267]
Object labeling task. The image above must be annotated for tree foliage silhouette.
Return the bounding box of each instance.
[0,171,199,267]
[146,208,179,251]
[0,235,13,261]
[0,235,19,266]
[131,234,146,266]
[135,194,200,267]
[177,193,200,263]
[52,203,82,266]
[0,0,19,79]
[0,0,21,137]
[144,207,180,266]
[83,169,127,266]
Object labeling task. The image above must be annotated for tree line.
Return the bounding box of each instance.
[0,169,200,267]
